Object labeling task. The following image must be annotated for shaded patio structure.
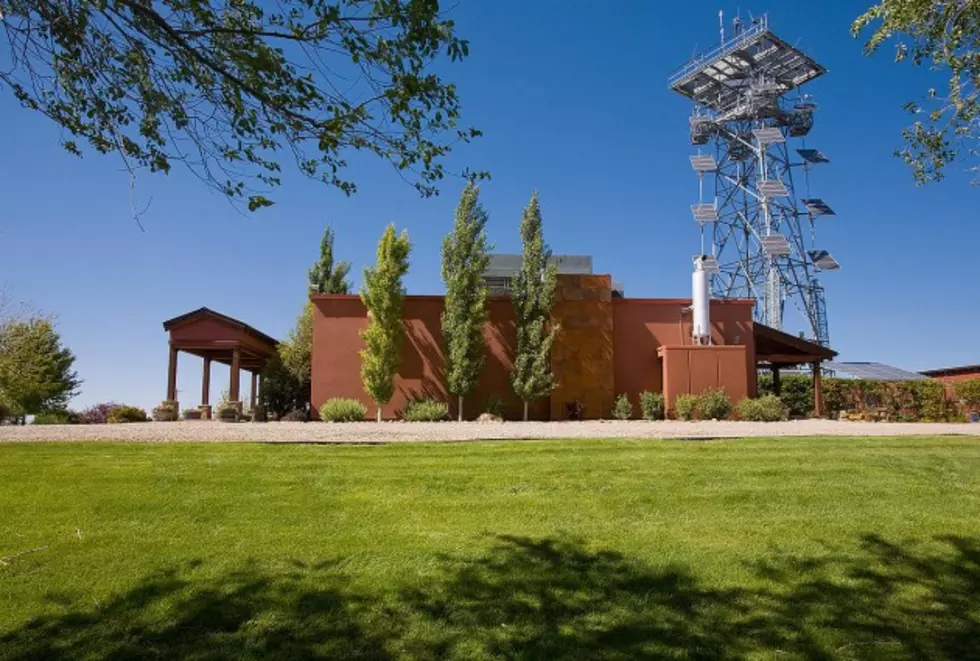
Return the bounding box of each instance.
[754,324,837,416]
[162,308,278,418]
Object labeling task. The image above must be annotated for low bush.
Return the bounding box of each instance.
[32,410,79,425]
[612,394,632,420]
[737,395,787,422]
[281,409,308,422]
[107,406,148,424]
[954,378,980,413]
[403,398,449,422]
[319,398,367,422]
[77,402,121,425]
[484,395,505,419]
[699,388,733,420]
[675,394,699,421]
[639,391,665,421]
[182,408,203,420]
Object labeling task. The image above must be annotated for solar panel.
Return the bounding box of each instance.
[758,179,788,197]
[760,234,791,256]
[803,198,836,216]
[690,154,718,172]
[668,19,827,118]
[691,203,718,222]
[693,255,720,273]
[809,250,840,271]
[797,148,830,164]
[753,127,785,144]
[826,362,928,381]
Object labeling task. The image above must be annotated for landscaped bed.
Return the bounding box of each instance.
[2,437,979,659]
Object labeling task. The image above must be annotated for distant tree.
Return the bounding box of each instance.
[510,192,559,421]
[278,305,315,406]
[0,316,81,422]
[441,184,492,421]
[260,353,308,419]
[308,227,353,296]
[854,0,980,183]
[360,224,411,421]
[0,0,485,210]
[276,225,353,413]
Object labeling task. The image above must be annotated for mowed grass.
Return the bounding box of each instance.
[2,437,979,660]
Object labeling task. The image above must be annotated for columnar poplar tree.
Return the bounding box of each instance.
[441,183,492,421]
[360,224,412,422]
[510,192,559,421]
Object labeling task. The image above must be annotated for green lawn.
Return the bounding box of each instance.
[1,437,979,660]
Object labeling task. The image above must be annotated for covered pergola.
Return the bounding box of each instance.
[754,323,838,417]
[162,308,278,415]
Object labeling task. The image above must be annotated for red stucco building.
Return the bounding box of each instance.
[310,273,834,420]
[919,364,980,384]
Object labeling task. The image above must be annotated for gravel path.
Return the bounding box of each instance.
[1,419,979,443]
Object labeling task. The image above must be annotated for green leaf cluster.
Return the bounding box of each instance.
[0,0,487,209]
[854,0,980,183]
[360,224,411,418]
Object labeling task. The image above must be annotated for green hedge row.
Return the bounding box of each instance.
[758,374,969,421]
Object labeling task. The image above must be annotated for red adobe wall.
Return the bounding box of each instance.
[311,288,757,420]
[311,295,546,420]
[927,370,980,384]
[612,299,756,412]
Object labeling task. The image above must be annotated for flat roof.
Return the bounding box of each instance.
[919,364,980,378]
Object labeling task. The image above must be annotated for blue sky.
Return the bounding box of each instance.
[1,1,976,411]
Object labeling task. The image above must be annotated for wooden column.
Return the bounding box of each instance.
[771,365,782,396]
[166,345,178,401]
[230,347,241,402]
[201,357,211,406]
[812,361,823,418]
[250,371,258,409]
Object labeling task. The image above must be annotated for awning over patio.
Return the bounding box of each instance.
[162,307,278,410]
[753,324,837,417]
[754,323,836,366]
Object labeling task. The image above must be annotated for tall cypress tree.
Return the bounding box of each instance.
[360,225,412,421]
[510,192,559,421]
[441,183,492,421]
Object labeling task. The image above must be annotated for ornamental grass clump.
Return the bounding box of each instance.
[403,399,449,422]
[737,395,787,422]
[107,406,148,423]
[319,398,367,422]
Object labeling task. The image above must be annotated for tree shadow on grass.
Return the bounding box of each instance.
[3,535,979,660]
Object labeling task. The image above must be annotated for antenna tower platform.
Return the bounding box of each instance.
[669,13,838,345]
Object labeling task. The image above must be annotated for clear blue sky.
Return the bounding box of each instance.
[1,1,976,411]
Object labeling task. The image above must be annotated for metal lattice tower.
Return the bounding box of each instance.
[669,14,839,346]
